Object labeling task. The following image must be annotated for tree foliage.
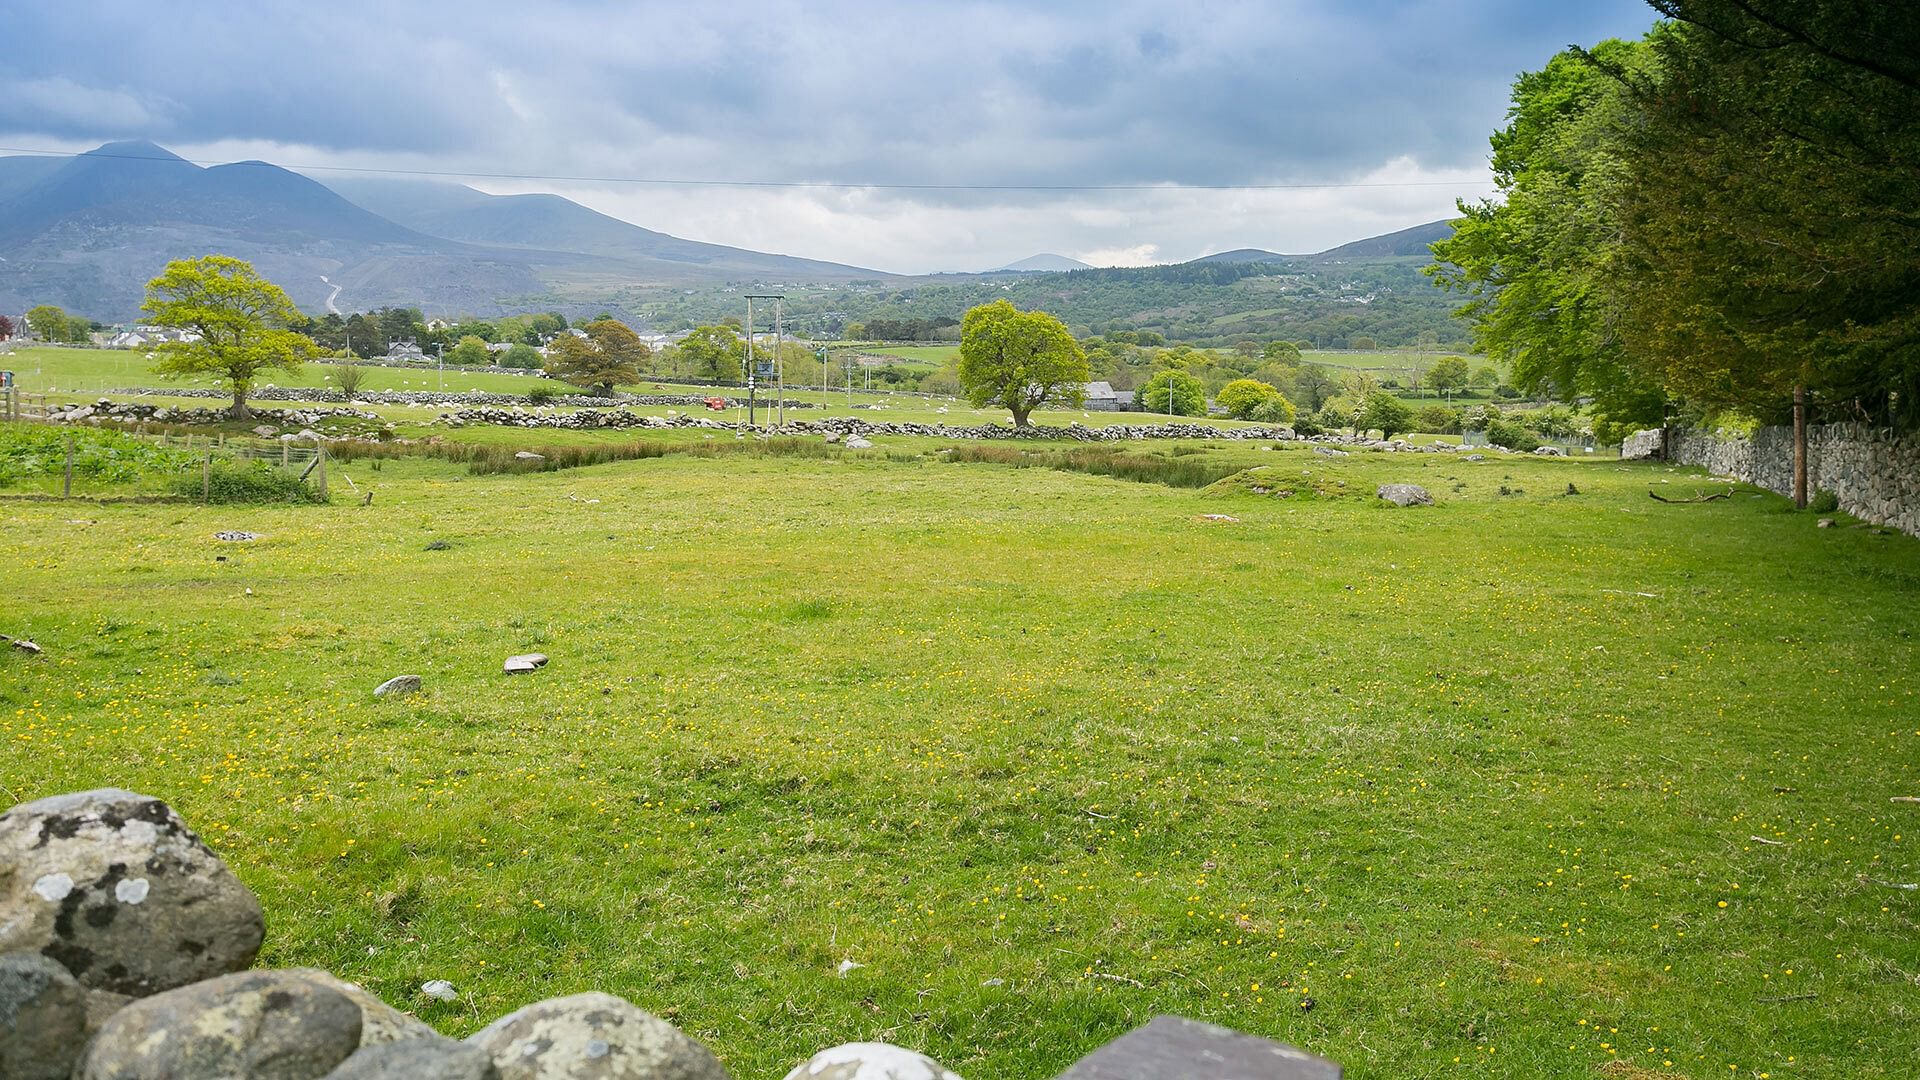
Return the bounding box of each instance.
[1216,378,1290,420]
[677,326,745,383]
[545,319,650,395]
[26,305,69,343]
[1139,370,1207,417]
[1358,391,1415,439]
[142,255,317,419]
[956,300,1089,426]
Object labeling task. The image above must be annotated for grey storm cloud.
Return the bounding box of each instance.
[6,0,1654,185]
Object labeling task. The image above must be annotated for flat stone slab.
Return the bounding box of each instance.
[1054,1015,1340,1080]
[1376,483,1433,507]
[503,654,548,674]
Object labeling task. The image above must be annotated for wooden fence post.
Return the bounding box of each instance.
[314,440,328,500]
[203,454,211,502]
[63,435,74,497]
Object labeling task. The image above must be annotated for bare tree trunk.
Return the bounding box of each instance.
[1793,384,1808,510]
[230,388,252,422]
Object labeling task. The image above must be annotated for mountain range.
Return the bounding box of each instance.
[0,141,1453,321]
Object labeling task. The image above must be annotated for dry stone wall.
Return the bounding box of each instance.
[1625,424,1919,536]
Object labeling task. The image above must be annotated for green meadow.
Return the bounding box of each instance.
[2,421,1916,1078]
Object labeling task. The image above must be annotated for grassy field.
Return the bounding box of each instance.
[2,427,1915,1078]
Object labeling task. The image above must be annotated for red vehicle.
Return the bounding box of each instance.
[704,396,727,411]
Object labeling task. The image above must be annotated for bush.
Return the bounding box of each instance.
[1291,414,1325,437]
[0,425,193,487]
[527,385,560,405]
[1248,396,1297,425]
[1485,417,1540,452]
[173,459,326,504]
[1810,489,1840,513]
[1216,378,1284,420]
[1415,404,1462,434]
[503,343,542,369]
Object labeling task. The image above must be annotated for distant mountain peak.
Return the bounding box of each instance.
[992,253,1093,272]
[85,140,190,164]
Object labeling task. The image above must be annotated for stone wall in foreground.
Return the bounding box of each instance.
[1624,423,1919,537]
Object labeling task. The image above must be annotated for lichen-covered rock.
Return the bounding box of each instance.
[286,968,439,1045]
[782,1042,964,1080]
[0,788,264,995]
[0,951,89,1080]
[468,992,728,1080]
[1376,483,1433,507]
[84,987,132,1038]
[75,969,362,1080]
[325,1035,500,1080]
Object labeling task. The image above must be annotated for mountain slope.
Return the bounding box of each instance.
[1311,218,1454,259]
[1191,247,1293,265]
[321,176,885,280]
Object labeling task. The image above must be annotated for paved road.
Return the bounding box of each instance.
[319,275,342,315]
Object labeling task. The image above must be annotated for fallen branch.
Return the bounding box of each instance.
[1749,835,1788,846]
[1649,487,1733,504]
[1892,796,1920,804]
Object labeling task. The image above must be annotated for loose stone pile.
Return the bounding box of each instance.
[0,788,1338,1079]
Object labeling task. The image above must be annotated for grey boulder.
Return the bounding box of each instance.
[468,991,728,1080]
[783,1042,964,1080]
[0,788,264,995]
[75,969,362,1080]
[504,654,548,674]
[1376,483,1433,507]
[326,1036,500,1080]
[374,675,423,698]
[0,951,89,1080]
[286,968,439,1046]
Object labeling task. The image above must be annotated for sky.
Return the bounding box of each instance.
[0,0,1658,274]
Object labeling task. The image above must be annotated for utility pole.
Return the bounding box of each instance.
[1793,384,1809,509]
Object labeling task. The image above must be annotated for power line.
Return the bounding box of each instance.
[0,144,1492,193]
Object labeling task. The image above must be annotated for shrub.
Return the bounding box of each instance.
[173,459,326,503]
[1215,378,1283,420]
[1248,396,1297,425]
[1485,417,1540,452]
[1810,489,1840,513]
[527,385,560,405]
[503,343,542,369]
[1415,404,1462,434]
[1291,414,1325,437]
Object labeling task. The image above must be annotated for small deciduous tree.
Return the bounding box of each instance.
[1429,356,1472,396]
[1358,391,1415,439]
[26,305,69,342]
[1216,378,1291,420]
[448,335,491,365]
[1140,370,1207,417]
[547,319,649,395]
[677,325,745,382]
[956,299,1089,427]
[1262,340,1303,364]
[142,255,318,420]
[0,314,14,341]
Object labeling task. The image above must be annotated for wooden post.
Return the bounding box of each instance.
[1793,384,1808,510]
[314,440,328,500]
[203,454,211,502]
[63,435,74,497]
[281,441,289,466]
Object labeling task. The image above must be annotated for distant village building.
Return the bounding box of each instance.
[101,325,201,348]
[1081,381,1135,411]
[385,341,426,360]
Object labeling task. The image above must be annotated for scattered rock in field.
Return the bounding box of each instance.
[823,432,841,443]
[252,425,278,437]
[214,531,259,542]
[420,980,458,1002]
[836,959,864,976]
[1534,445,1565,456]
[1817,518,1835,528]
[0,788,264,996]
[325,1036,501,1080]
[0,952,89,1080]
[783,1042,964,1080]
[503,654,548,674]
[285,969,437,1046]
[75,969,361,1080]
[467,992,728,1080]
[4,635,41,655]
[425,540,452,551]
[373,675,422,698]
[1198,514,1239,523]
[844,435,874,449]
[1464,454,1485,462]
[1376,483,1433,507]
[513,451,544,461]
[1313,446,1349,458]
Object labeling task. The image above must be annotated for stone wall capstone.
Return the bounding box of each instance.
[1624,423,1918,536]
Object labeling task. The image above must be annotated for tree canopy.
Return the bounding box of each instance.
[1430,5,1920,432]
[1139,370,1206,417]
[142,255,318,419]
[546,319,650,395]
[956,299,1089,426]
[677,326,745,383]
